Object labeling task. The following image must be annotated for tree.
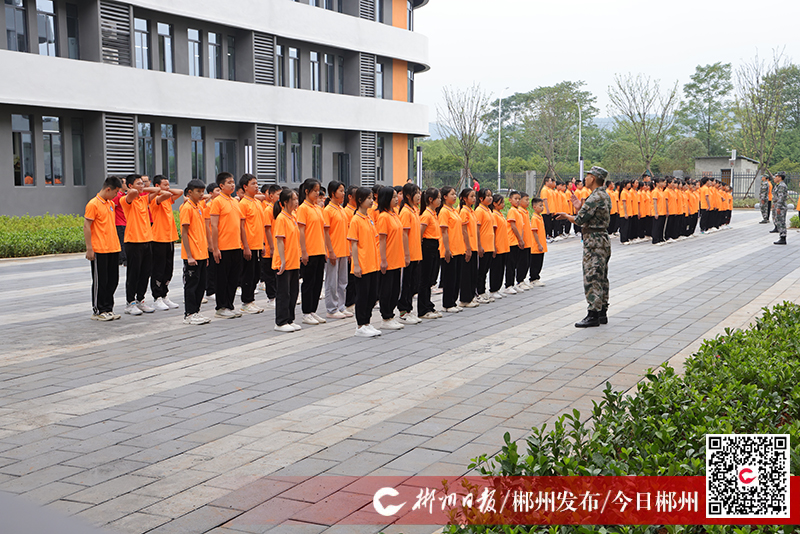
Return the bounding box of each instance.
[661,137,708,174]
[602,140,643,174]
[780,64,800,130]
[436,84,491,189]
[677,62,734,155]
[608,73,680,174]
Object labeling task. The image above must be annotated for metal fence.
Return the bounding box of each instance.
[420,171,535,195]
[601,172,800,200]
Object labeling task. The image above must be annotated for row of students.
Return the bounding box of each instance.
[538,177,591,240]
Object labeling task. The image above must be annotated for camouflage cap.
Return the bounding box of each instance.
[587,166,608,181]
[775,171,786,178]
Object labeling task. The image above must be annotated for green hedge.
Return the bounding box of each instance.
[449,302,800,534]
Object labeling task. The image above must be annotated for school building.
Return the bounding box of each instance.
[0,0,431,216]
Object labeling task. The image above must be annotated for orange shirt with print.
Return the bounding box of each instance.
[324,203,350,258]
[296,200,326,256]
[530,212,547,254]
[272,211,300,271]
[239,196,266,251]
[493,210,510,254]
[421,207,441,240]
[210,193,243,251]
[399,204,422,262]
[460,205,478,252]
[377,210,405,270]
[85,195,122,253]
[475,204,496,253]
[180,199,209,261]
[121,194,153,243]
[347,212,379,275]
[438,205,466,257]
[150,197,178,243]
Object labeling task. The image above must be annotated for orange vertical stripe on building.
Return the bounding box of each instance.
[392,0,407,29]
[393,133,409,186]
[393,59,408,102]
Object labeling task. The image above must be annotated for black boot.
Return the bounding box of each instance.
[774,236,787,245]
[599,306,608,325]
[770,227,779,233]
[575,310,600,328]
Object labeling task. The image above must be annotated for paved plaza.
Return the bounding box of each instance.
[1,210,799,534]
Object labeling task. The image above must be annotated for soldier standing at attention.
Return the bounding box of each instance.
[556,166,612,328]
[759,175,772,224]
[772,171,788,245]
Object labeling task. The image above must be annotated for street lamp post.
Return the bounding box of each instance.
[497,86,509,192]
[575,99,583,181]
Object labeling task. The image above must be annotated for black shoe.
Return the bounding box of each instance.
[599,306,608,325]
[770,228,779,233]
[759,220,769,224]
[575,310,600,328]
[774,237,787,245]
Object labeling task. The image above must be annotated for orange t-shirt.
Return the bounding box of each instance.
[530,212,547,255]
[438,205,466,257]
[654,189,666,216]
[607,188,618,215]
[239,196,266,251]
[85,194,121,254]
[367,206,379,223]
[699,186,711,210]
[688,191,699,215]
[262,202,274,257]
[768,182,773,201]
[377,210,405,271]
[421,207,441,240]
[493,210,510,254]
[210,193,243,251]
[344,202,357,227]
[663,189,676,215]
[347,211,379,275]
[296,200,326,257]
[520,207,532,249]
[639,190,650,217]
[179,199,209,261]
[323,202,350,258]
[399,204,422,262]
[506,206,523,247]
[150,197,178,243]
[460,205,478,252]
[120,194,153,243]
[475,204,496,253]
[272,211,300,271]
[540,186,554,214]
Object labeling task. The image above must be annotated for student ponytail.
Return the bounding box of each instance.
[420,187,440,216]
[438,186,455,214]
[298,178,320,205]
[399,183,420,211]
[273,188,294,219]
[458,188,472,209]
[491,194,504,212]
[327,181,345,207]
[477,188,492,204]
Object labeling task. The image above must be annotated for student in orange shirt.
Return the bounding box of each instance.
[458,188,479,308]
[418,187,442,320]
[376,186,408,330]
[651,177,667,245]
[237,174,267,315]
[204,182,221,302]
[618,180,631,244]
[348,186,382,337]
[273,188,302,333]
[296,178,327,326]
[84,176,124,321]
[210,172,245,319]
[120,174,161,315]
[474,188,496,303]
[438,186,468,313]
[149,175,183,311]
[344,185,359,314]
[259,184,281,306]
[505,191,525,294]
[528,197,547,287]
[517,192,533,289]
[180,179,211,325]
[398,183,423,324]
[323,180,351,320]
[489,194,510,299]
[539,177,556,239]
[606,181,619,235]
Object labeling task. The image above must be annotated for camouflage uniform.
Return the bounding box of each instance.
[759,180,771,222]
[773,180,788,237]
[574,184,612,312]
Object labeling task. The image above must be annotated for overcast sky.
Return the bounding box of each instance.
[414,0,800,121]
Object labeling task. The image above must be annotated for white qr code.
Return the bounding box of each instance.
[706,434,790,518]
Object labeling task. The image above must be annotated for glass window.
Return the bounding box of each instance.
[161,124,177,184]
[324,0,334,9]
[5,0,28,52]
[208,32,221,79]
[36,0,56,57]
[278,130,286,182]
[310,51,320,91]
[290,132,301,182]
[227,35,235,81]
[214,140,236,175]
[324,54,335,93]
[338,56,344,94]
[137,122,155,177]
[276,45,285,87]
[407,0,413,30]
[376,0,383,22]
[66,3,79,59]
[312,0,321,6]
[312,134,322,180]
[42,116,63,185]
[407,68,414,103]
[288,47,299,89]
[157,23,173,73]
[376,136,384,182]
[375,62,383,99]
[72,118,85,186]
[190,126,204,182]
[12,114,34,187]
[134,18,150,69]
[188,28,201,77]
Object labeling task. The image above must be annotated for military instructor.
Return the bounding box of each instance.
[556,166,612,328]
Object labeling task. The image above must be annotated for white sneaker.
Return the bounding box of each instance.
[91,312,114,322]
[241,302,264,314]
[530,280,545,287]
[341,308,354,318]
[345,305,355,315]
[365,324,382,336]
[232,308,243,317]
[503,287,517,295]
[459,301,478,308]
[206,293,215,301]
[399,312,421,324]
[302,313,319,325]
[445,307,461,313]
[184,313,211,325]
[434,311,443,318]
[475,295,490,304]
[125,302,143,316]
[327,311,347,319]
[381,319,404,330]
[490,291,504,300]
[274,323,295,333]
[154,297,170,311]
[514,284,527,292]
[290,323,302,331]
[257,282,266,292]
[355,325,379,338]
[215,309,237,319]
[420,311,439,320]
[137,300,155,313]
[201,296,208,304]
[265,298,276,308]
[311,312,327,324]
[162,297,179,309]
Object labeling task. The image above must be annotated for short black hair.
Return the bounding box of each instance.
[206,183,219,194]
[216,172,234,186]
[186,179,206,192]
[103,176,123,190]
[152,175,169,187]
[268,184,282,195]
[125,174,142,186]
[238,173,258,190]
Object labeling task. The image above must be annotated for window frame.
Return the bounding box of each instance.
[134,17,150,70]
[227,35,236,81]
[156,22,173,73]
[190,126,205,182]
[12,114,34,187]
[375,62,384,99]
[66,3,79,59]
[278,130,287,182]
[310,51,320,91]
[161,124,177,184]
[72,117,85,186]
[188,28,202,77]
[6,0,29,53]
[276,45,285,87]
[36,0,58,57]
[208,32,222,79]
[288,47,299,89]
[312,133,322,181]
[137,121,155,177]
[290,132,302,182]
[42,116,63,186]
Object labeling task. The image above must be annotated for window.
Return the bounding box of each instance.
[42,116,63,185]
[290,132,301,182]
[188,28,201,77]
[338,56,344,94]
[376,136,384,182]
[324,54,335,93]
[288,47,299,89]
[407,68,414,103]
[66,3,79,59]
[375,62,384,99]
[161,124,177,184]
[12,114,34,187]
[278,130,287,182]
[276,45,285,87]
[227,35,235,81]
[214,140,236,175]
[137,122,155,177]
[134,18,150,69]
[312,134,322,180]
[312,0,321,5]
[5,0,27,52]
[36,0,56,56]
[310,51,320,91]
[324,0,334,9]
[190,126,204,182]
[407,0,413,30]
[72,118,85,185]
[156,23,173,73]
[408,137,414,181]
[208,32,221,79]
[376,0,383,22]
